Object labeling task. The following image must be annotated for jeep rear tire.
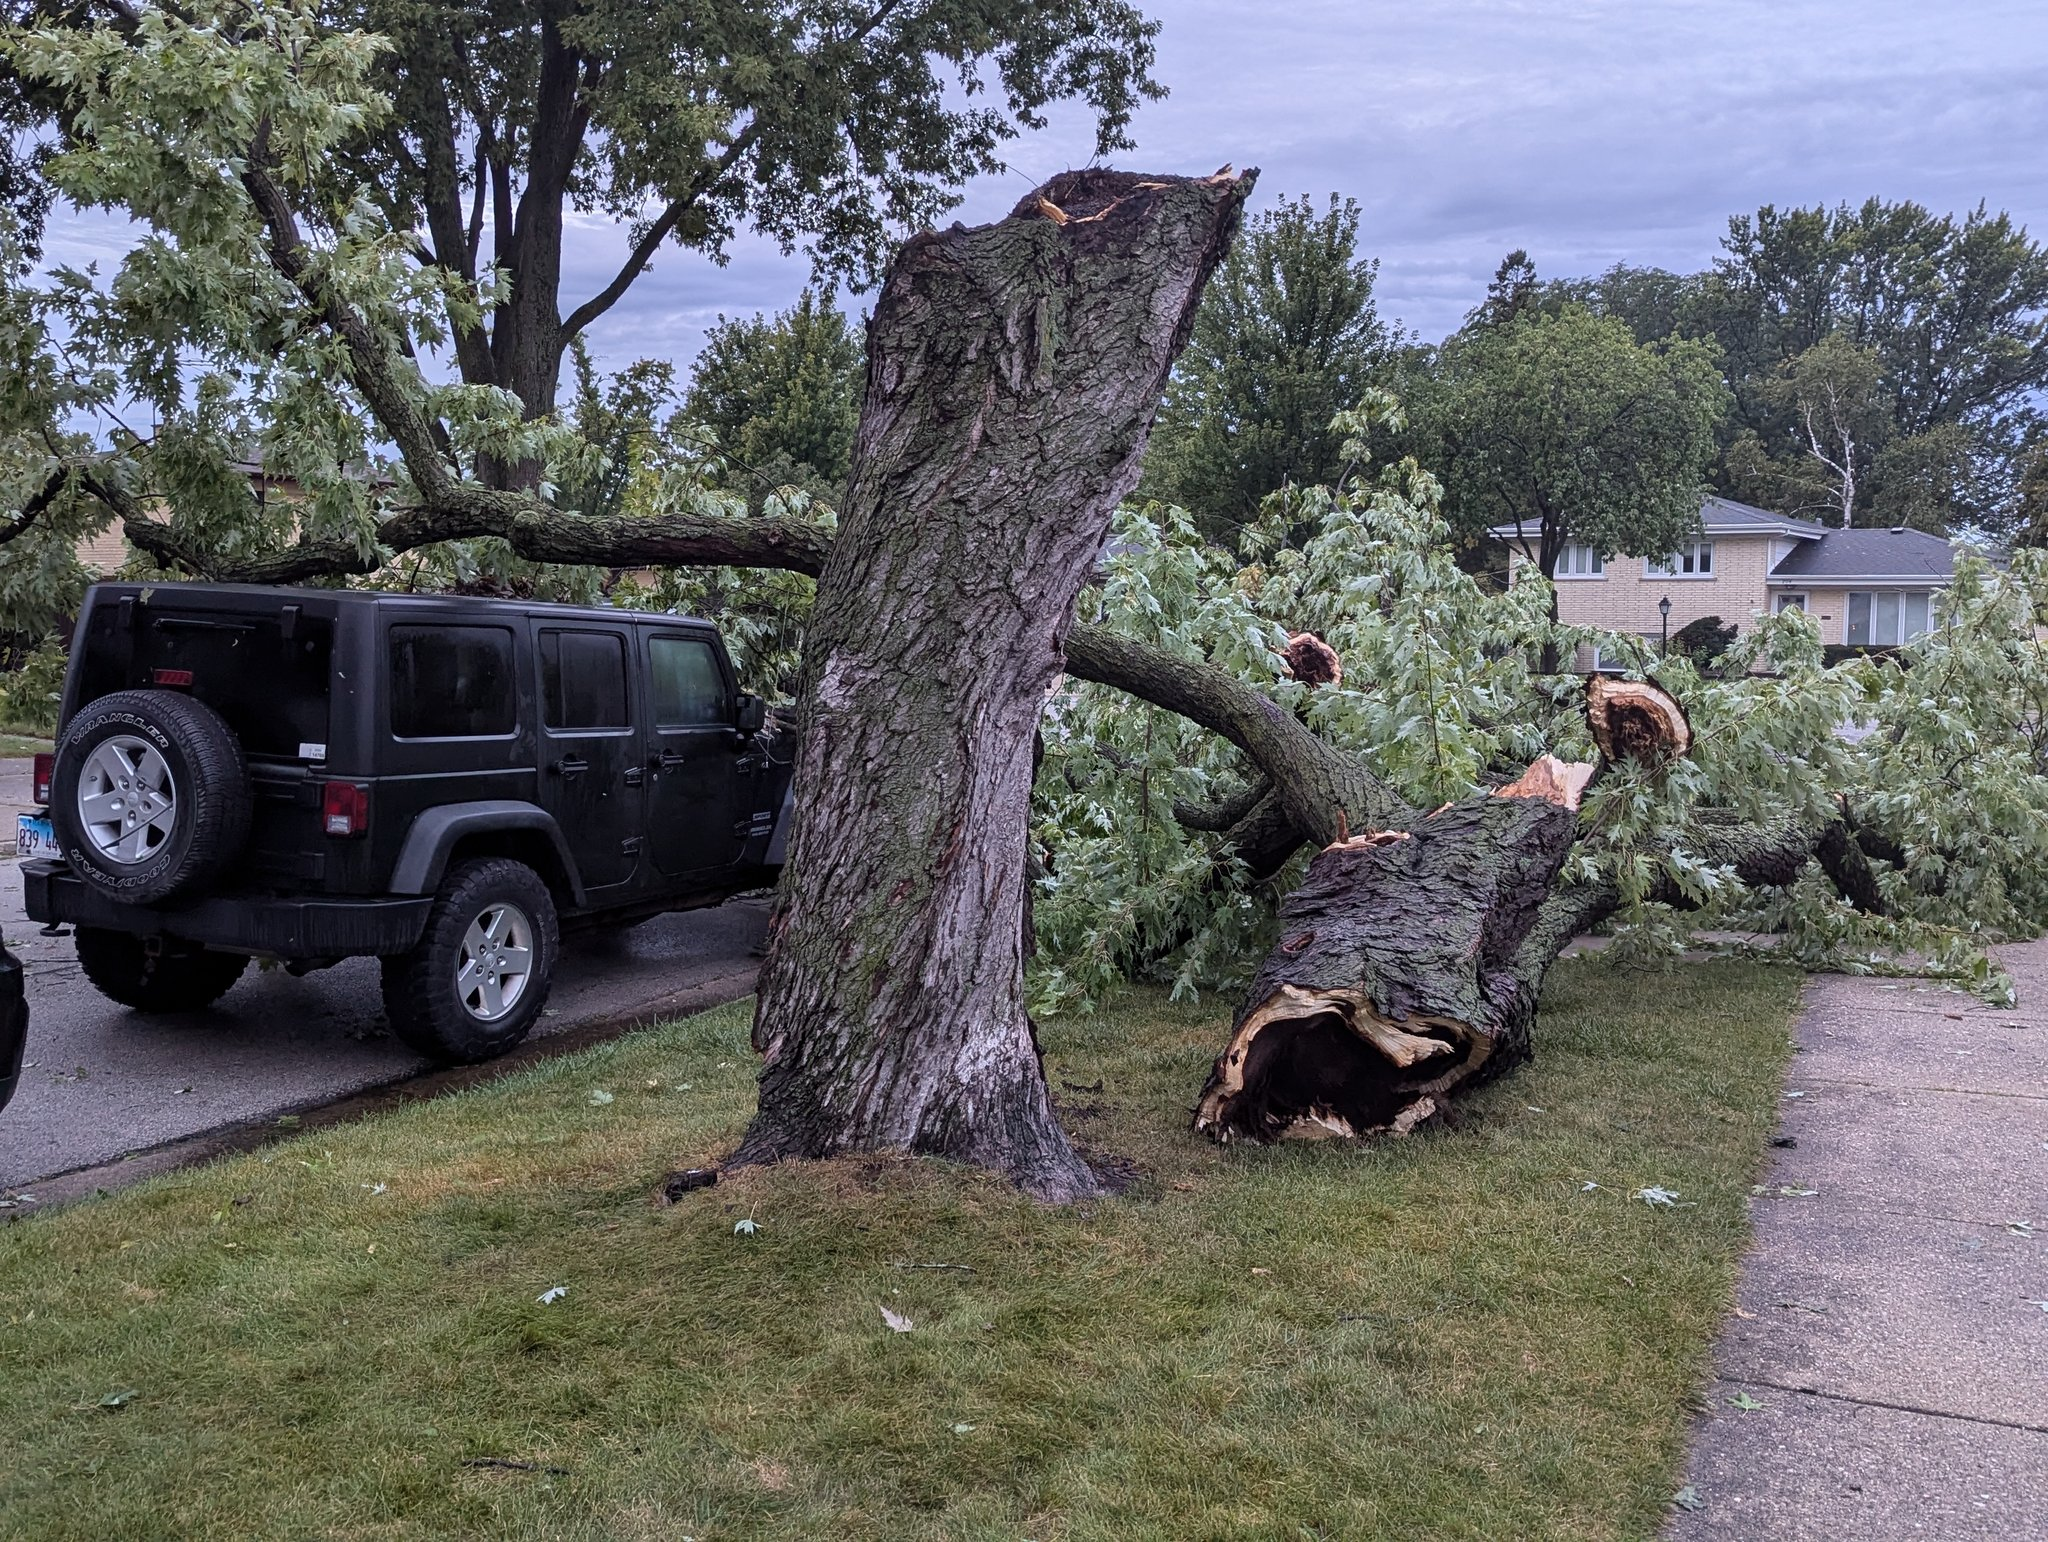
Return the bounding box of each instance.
[381,859,559,1064]
[52,690,251,904]
[75,928,250,1012]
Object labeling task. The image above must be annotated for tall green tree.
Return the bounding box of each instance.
[1141,193,1394,538]
[1698,199,2048,531]
[1419,302,1728,597]
[683,290,863,498]
[4,0,1160,482]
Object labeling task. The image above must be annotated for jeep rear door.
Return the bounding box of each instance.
[640,627,748,878]
[533,623,645,893]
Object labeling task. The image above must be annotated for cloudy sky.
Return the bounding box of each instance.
[552,0,2048,369]
[41,0,2048,376]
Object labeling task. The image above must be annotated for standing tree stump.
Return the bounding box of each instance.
[736,168,1255,1200]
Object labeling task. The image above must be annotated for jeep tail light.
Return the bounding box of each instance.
[152,667,194,688]
[32,752,53,806]
[321,780,369,837]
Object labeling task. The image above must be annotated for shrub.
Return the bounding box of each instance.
[0,636,68,735]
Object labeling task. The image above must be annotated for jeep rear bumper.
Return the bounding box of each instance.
[22,862,432,959]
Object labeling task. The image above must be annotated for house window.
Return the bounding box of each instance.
[1555,543,1604,578]
[1846,591,1933,647]
[1647,541,1714,578]
[1774,593,1808,614]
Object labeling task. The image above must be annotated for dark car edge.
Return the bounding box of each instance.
[17,581,794,1065]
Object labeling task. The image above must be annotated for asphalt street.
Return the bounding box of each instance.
[0,760,770,1192]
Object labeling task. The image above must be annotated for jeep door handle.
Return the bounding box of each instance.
[652,749,689,770]
[551,755,590,778]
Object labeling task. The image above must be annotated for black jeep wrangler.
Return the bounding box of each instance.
[20,582,794,1063]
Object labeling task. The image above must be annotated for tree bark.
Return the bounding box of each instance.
[1194,756,1595,1143]
[730,169,1256,1200]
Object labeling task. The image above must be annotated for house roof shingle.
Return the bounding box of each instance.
[1695,496,1829,538]
[1767,527,1958,583]
[1487,494,1829,549]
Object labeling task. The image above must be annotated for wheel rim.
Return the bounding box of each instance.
[76,734,179,865]
[456,901,535,1023]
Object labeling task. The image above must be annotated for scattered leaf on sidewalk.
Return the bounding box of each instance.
[1777,1186,1818,1197]
[1727,1392,1764,1411]
[733,1218,759,1237]
[1672,1485,1705,1513]
[880,1305,914,1333]
[2007,1221,2034,1237]
[536,1286,567,1305]
[1783,1091,1805,1100]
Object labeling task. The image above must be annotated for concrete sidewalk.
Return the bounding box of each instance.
[1667,945,2048,1539]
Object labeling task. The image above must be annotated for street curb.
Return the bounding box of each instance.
[1,962,761,1217]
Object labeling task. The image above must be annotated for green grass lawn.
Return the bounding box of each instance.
[0,960,1800,1541]
[0,730,52,759]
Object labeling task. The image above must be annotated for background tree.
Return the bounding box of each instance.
[1525,205,2048,534]
[683,290,863,503]
[339,0,1161,451]
[1140,193,1395,540]
[1417,302,1728,597]
[1721,333,1892,528]
[3,0,1161,486]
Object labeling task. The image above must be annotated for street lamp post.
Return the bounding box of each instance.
[1659,593,1672,652]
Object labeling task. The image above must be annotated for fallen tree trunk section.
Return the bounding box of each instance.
[1194,755,1595,1143]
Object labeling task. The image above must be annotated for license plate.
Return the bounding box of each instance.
[15,814,57,862]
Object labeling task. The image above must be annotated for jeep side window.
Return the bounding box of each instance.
[648,636,727,725]
[390,625,516,738]
[540,629,629,730]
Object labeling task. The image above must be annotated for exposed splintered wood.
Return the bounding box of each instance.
[735,167,1256,1201]
[1493,753,1595,809]
[1193,756,1590,1145]
[1282,631,1342,686]
[1586,675,1691,764]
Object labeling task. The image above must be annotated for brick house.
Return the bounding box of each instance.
[71,459,306,577]
[1492,495,1960,667]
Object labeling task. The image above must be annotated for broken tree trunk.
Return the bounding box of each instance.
[1193,755,1595,1143]
[734,168,1255,1201]
[1586,674,1691,764]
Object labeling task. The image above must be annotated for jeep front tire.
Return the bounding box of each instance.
[75,928,250,1012]
[381,859,559,1063]
[51,689,252,905]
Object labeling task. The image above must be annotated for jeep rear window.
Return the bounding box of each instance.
[389,625,516,738]
[540,629,629,730]
[649,636,727,725]
[78,607,334,759]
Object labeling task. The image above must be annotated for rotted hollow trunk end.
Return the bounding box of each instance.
[1191,982,1489,1142]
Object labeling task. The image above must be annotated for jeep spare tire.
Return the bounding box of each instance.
[51,689,252,904]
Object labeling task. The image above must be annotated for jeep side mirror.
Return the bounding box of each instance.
[735,692,767,737]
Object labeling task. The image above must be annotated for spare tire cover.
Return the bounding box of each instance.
[50,688,253,905]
